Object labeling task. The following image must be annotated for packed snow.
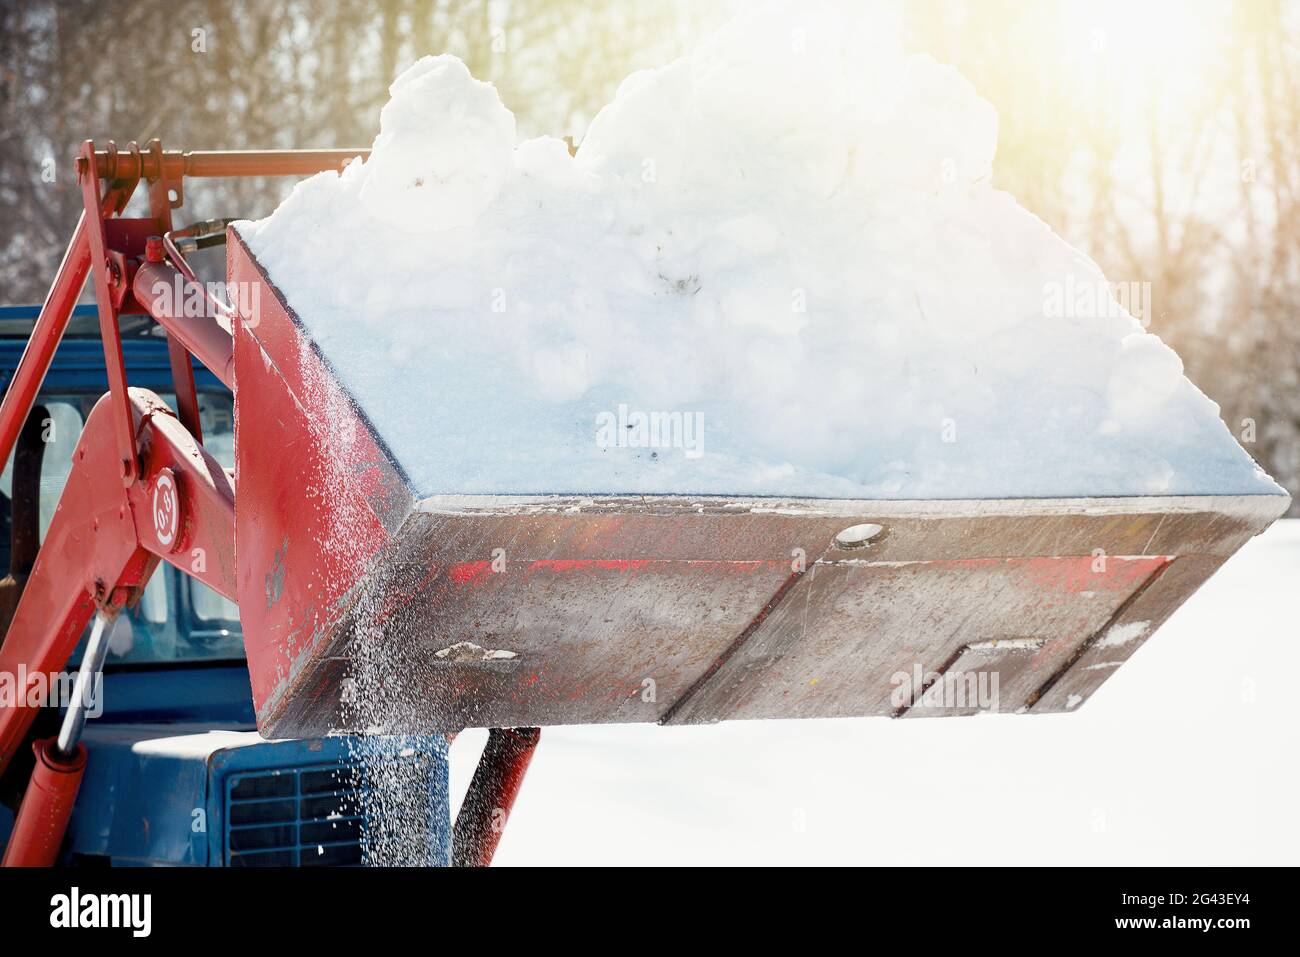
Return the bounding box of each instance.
[238,2,1280,500]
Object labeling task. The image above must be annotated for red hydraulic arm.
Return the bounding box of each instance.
[0,144,367,473]
[0,140,536,867]
[0,390,237,771]
[0,142,358,783]
[452,727,542,867]
[1,739,88,867]
[0,141,361,865]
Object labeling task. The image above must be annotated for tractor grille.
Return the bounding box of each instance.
[224,762,367,866]
[223,752,439,866]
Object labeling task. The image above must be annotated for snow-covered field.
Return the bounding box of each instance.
[451,518,1300,866]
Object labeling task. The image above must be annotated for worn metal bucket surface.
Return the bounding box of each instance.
[228,230,1290,738]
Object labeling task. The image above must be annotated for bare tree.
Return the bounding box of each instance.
[0,0,726,301]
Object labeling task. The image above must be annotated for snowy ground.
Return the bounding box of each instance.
[449,518,1299,866]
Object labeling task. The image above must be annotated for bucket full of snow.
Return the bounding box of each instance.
[228,11,1288,737]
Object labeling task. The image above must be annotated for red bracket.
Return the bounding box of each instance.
[78,140,139,486]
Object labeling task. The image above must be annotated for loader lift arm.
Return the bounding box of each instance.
[0,140,537,866]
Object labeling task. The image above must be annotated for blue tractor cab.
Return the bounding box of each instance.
[0,306,451,865]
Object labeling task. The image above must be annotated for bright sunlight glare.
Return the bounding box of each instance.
[1061,0,1230,108]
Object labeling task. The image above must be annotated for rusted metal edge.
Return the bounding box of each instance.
[411,493,1290,522]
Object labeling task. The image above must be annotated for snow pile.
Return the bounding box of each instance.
[238,2,1279,500]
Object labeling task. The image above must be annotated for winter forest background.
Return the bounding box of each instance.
[2,0,1297,509]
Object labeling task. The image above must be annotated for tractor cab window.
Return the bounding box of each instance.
[0,390,243,665]
[34,402,83,536]
[0,398,89,562]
